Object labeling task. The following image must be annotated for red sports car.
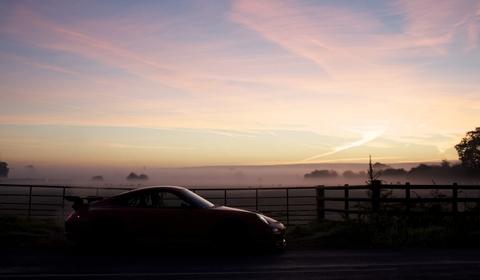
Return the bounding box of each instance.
[65,186,286,251]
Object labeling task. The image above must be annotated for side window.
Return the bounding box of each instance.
[125,194,141,207]
[156,191,190,208]
[123,192,153,208]
[119,191,190,208]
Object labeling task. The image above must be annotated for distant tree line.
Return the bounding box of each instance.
[304,160,479,181]
[304,169,339,179]
[90,172,150,181]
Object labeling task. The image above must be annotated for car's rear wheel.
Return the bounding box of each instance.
[73,218,126,249]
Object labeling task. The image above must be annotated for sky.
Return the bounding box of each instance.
[0,0,479,169]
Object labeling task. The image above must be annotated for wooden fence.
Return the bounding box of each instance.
[0,184,318,225]
[317,181,480,220]
[1,182,480,225]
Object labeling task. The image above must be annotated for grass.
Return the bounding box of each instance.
[287,213,480,249]
[286,178,480,249]
[3,212,480,251]
[0,216,66,250]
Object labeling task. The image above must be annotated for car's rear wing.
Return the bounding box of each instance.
[64,196,103,211]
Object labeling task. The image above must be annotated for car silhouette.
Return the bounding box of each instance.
[65,186,286,252]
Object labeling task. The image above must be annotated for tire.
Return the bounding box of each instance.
[85,218,126,248]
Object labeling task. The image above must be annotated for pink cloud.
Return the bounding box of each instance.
[1,6,204,91]
[231,0,480,65]
[2,4,341,113]
[0,53,78,75]
[394,0,480,52]
[1,3,357,100]
[230,0,386,73]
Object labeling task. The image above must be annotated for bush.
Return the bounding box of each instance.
[304,169,338,179]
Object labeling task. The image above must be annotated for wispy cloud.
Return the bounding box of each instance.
[0,52,77,75]
[302,126,386,162]
[230,0,480,73]
[104,143,196,151]
[394,0,480,52]
[3,6,176,82]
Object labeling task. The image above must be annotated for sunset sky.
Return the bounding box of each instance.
[1,0,479,168]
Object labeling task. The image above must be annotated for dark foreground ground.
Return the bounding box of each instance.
[2,248,480,279]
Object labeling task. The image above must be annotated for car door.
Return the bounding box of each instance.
[147,190,195,243]
[112,190,159,239]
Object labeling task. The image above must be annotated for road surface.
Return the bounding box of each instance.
[2,248,480,279]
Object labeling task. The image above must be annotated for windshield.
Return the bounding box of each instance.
[180,189,214,209]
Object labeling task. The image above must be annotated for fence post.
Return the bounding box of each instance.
[405,182,411,213]
[316,185,325,221]
[371,180,381,213]
[452,182,458,214]
[286,188,290,225]
[62,187,66,218]
[28,186,32,219]
[224,189,227,206]
[344,184,349,220]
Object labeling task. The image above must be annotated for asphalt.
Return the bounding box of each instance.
[2,248,480,279]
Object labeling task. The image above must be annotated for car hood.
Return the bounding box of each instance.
[212,206,281,224]
[212,205,252,214]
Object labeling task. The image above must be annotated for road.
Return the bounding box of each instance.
[2,249,480,279]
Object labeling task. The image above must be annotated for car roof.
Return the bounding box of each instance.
[118,185,188,196]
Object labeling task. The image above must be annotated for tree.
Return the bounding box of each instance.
[455,127,480,170]
[0,162,9,178]
[126,172,149,181]
[126,172,139,180]
[367,155,382,184]
[304,169,338,179]
[372,162,390,170]
[342,170,367,179]
[91,175,104,181]
[381,168,407,176]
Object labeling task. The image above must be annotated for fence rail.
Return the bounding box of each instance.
[317,181,480,220]
[0,184,319,225]
[1,182,480,225]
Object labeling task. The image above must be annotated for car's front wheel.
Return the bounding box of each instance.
[210,219,252,252]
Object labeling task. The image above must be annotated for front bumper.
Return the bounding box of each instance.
[271,225,286,249]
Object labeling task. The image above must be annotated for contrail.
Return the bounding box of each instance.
[302,129,385,162]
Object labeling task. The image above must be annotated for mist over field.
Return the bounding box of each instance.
[3,161,472,188]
